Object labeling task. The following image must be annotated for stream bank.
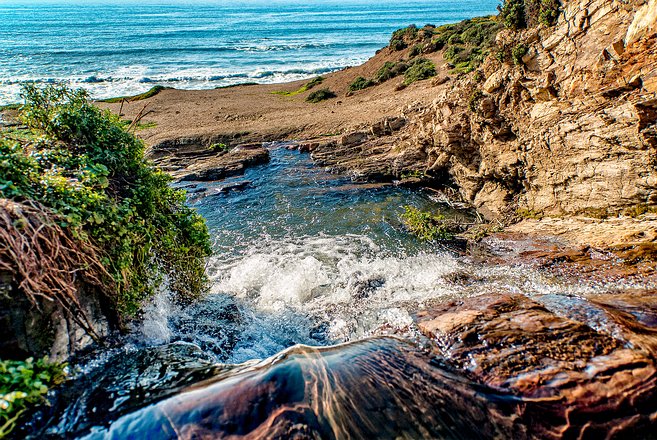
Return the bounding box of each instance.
[23,145,657,439]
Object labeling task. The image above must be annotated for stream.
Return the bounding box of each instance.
[32,145,656,438]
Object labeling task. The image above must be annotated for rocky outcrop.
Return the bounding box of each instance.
[309,0,657,220]
[416,292,657,438]
[153,142,269,182]
[0,271,114,362]
[0,200,118,362]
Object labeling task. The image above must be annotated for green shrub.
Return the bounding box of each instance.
[409,44,423,57]
[444,45,464,60]
[516,208,543,219]
[500,0,527,29]
[435,17,501,73]
[401,206,453,241]
[469,90,484,112]
[499,0,561,29]
[0,357,67,438]
[539,0,561,26]
[305,76,324,90]
[1,85,211,316]
[306,88,336,103]
[0,104,21,112]
[390,39,407,51]
[210,142,231,152]
[403,58,436,85]
[375,61,409,83]
[348,77,375,92]
[495,48,507,63]
[512,44,529,65]
[389,25,418,51]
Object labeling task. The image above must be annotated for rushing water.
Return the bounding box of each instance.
[138,146,624,364]
[33,146,656,438]
[0,0,501,104]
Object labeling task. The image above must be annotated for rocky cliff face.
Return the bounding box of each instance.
[310,0,657,220]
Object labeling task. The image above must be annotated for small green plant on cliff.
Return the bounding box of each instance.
[499,0,561,29]
[538,0,560,26]
[623,204,657,218]
[516,208,543,219]
[469,90,484,112]
[0,104,21,112]
[210,142,231,152]
[375,61,409,83]
[389,25,418,51]
[500,0,527,29]
[348,77,375,92]
[433,17,501,73]
[306,88,336,103]
[0,85,211,316]
[403,58,436,85]
[401,206,453,241]
[409,44,423,57]
[512,44,529,65]
[0,357,67,438]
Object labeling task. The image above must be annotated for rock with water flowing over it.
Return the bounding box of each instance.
[63,338,534,439]
[416,292,657,438]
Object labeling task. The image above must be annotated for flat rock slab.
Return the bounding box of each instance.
[171,145,269,182]
[416,293,657,438]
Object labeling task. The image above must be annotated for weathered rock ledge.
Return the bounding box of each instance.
[152,141,269,182]
[416,290,657,438]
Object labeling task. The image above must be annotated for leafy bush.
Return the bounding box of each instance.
[500,0,526,29]
[500,0,561,29]
[401,206,453,241]
[512,44,529,65]
[375,61,409,83]
[403,58,436,85]
[0,357,67,438]
[435,17,501,73]
[389,25,418,51]
[210,142,231,152]
[0,85,211,316]
[444,45,464,60]
[539,0,561,26]
[409,44,423,57]
[348,77,375,92]
[306,88,336,103]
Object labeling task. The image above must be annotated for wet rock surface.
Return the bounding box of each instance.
[416,292,657,438]
[54,338,530,440]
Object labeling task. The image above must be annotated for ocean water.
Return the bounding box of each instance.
[0,0,499,104]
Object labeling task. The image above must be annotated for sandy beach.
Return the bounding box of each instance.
[98,48,447,148]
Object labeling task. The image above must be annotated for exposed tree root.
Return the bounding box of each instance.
[0,198,115,341]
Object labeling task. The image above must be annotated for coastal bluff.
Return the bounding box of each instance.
[98,0,657,228]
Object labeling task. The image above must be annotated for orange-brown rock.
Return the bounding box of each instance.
[416,292,657,438]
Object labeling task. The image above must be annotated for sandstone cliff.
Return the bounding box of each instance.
[310,0,657,220]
